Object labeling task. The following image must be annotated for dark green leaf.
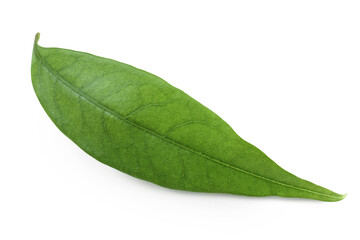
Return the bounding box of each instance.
[31,33,345,201]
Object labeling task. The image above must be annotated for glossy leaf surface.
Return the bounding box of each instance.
[31,33,345,201]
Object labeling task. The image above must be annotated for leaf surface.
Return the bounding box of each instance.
[31,33,345,201]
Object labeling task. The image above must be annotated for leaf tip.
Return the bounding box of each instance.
[339,193,347,200]
[331,193,347,202]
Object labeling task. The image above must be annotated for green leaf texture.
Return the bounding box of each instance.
[31,33,345,201]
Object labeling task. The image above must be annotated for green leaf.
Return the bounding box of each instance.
[31,33,345,201]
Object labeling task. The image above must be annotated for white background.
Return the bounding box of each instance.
[1,1,359,239]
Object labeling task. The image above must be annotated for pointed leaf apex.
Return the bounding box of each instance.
[330,193,347,202]
[339,193,347,200]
